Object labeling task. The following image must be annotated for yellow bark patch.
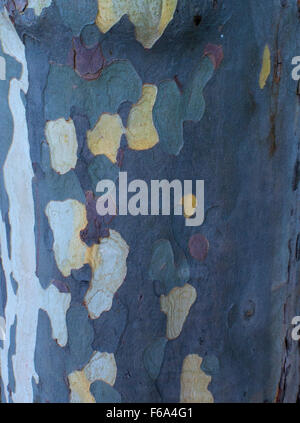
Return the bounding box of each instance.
[160,284,197,340]
[68,351,118,403]
[180,355,214,403]
[159,0,177,35]
[259,45,271,89]
[68,371,96,403]
[96,0,178,48]
[96,0,121,33]
[126,84,159,151]
[87,113,124,163]
[45,118,78,175]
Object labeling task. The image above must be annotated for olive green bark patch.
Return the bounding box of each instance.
[149,239,190,294]
[143,337,168,380]
[45,60,142,128]
[153,56,215,155]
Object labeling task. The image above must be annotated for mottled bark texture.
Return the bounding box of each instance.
[0,0,299,403]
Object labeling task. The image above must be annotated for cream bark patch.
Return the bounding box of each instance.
[126,84,159,151]
[96,0,178,48]
[87,113,124,163]
[84,230,129,319]
[84,351,117,386]
[45,199,88,277]
[46,200,129,319]
[41,285,71,347]
[68,351,118,403]
[28,0,52,16]
[180,354,214,403]
[45,118,78,175]
[160,284,197,340]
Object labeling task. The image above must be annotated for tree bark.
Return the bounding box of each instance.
[0,0,299,403]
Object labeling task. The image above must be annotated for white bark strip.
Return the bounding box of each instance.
[0,10,70,403]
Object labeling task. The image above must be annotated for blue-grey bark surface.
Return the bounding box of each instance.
[0,0,299,403]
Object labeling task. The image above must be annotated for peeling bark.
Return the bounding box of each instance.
[0,0,299,403]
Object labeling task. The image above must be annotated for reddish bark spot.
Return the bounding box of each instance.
[14,0,27,11]
[69,37,104,81]
[116,147,125,168]
[174,74,183,93]
[5,0,28,20]
[188,234,209,262]
[51,279,70,294]
[80,191,114,246]
[204,44,224,69]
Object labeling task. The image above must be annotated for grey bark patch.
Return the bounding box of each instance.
[227,304,239,329]
[143,337,168,380]
[153,56,215,155]
[4,212,11,261]
[45,60,142,128]
[118,101,133,128]
[0,377,6,403]
[201,354,220,376]
[71,264,92,283]
[7,317,17,399]
[88,155,119,195]
[24,34,50,164]
[16,3,73,64]
[149,239,190,294]
[92,298,128,354]
[67,278,90,306]
[80,23,102,47]
[66,304,94,373]
[153,80,183,156]
[51,279,70,294]
[90,380,121,403]
[56,0,98,36]
[71,113,91,159]
[10,275,18,295]
[0,262,7,320]
[34,310,69,403]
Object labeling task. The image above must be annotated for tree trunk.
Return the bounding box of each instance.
[0,0,299,403]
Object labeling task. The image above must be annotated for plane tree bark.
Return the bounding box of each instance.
[0,0,299,403]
